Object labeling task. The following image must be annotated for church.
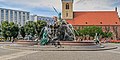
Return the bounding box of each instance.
[61,0,120,40]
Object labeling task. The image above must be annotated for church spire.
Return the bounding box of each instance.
[61,0,73,19]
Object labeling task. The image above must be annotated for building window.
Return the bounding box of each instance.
[6,10,8,21]
[85,22,88,24]
[66,13,68,17]
[115,22,117,24]
[15,12,17,22]
[10,10,13,22]
[100,22,102,24]
[66,3,69,9]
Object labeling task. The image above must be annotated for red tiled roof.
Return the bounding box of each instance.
[66,11,120,26]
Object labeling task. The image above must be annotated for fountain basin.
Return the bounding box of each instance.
[16,40,37,45]
[59,41,96,46]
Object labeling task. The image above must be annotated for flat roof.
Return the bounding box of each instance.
[0,8,30,13]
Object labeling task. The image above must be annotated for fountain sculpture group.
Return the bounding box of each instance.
[38,14,103,47]
[39,18,75,45]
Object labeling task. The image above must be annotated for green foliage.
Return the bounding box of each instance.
[1,20,47,41]
[74,30,79,36]
[75,27,82,36]
[24,21,36,37]
[9,22,19,39]
[102,32,113,38]
[19,20,47,39]
[20,26,26,39]
[1,21,19,40]
[1,21,9,39]
[34,20,47,36]
[76,26,103,37]
[76,26,113,38]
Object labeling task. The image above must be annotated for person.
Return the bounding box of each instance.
[12,39,14,43]
[94,33,100,44]
[52,40,62,48]
[56,40,62,48]
[51,31,63,48]
[95,39,100,44]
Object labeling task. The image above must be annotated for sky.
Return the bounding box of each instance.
[0,0,120,17]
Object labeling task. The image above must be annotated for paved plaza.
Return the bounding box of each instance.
[0,43,120,60]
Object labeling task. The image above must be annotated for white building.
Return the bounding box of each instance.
[29,15,37,21]
[30,15,55,25]
[0,8,30,26]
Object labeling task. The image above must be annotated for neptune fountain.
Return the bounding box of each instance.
[38,11,101,46]
[38,19,104,48]
[39,18,75,45]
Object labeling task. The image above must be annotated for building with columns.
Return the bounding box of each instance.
[61,0,120,40]
[0,8,30,26]
[30,15,55,25]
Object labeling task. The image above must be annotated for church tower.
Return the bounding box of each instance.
[61,0,73,19]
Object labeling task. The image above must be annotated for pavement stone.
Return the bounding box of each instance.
[10,51,120,60]
[0,43,120,60]
[2,43,117,51]
[0,48,21,56]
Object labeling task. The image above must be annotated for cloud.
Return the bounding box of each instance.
[0,0,5,2]
[74,0,120,16]
[118,8,120,16]
[0,0,120,17]
[74,0,119,10]
[0,0,61,16]
[3,0,61,10]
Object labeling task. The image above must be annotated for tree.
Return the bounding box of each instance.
[102,32,113,38]
[76,26,113,39]
[77,26,103,37]
[34,20,47,37]
[24,21,36,37]
[1,21,9,40]
[10,22,19,39]
[20,26,26,39]
[8,22,19,41]
[1,21,19,41]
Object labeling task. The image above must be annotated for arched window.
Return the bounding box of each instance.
[66,12,68,17]
[66,3,69,9]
